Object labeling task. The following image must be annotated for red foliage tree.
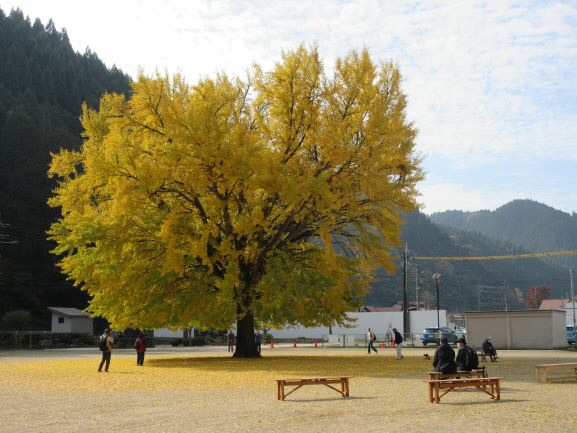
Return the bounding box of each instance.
[525,285,550,309]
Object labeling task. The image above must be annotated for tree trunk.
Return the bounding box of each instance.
[233,309,260,358]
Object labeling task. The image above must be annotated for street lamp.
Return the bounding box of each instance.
[432,273,441,344]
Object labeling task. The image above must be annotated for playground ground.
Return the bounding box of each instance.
[1,345,576,433]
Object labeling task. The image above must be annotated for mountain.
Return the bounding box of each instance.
[0,7,131,325]
[430,199,577,268]
[365,211,567,312]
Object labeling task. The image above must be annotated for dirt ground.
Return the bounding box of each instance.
[1,346,576,433]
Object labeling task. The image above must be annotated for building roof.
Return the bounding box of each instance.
[539,299,569,310]
[47,307,91,318]
[360,305,403,312]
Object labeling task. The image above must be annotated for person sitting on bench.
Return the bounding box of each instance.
[455,337,479,371]
[433,337,456,373]
[482,337,498,361]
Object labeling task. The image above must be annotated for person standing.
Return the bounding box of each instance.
[255,332,261,354]
[392,327,404,360]
[227,331,235,353]
[367,328,377,354]
[433,337,456,373]
[98,329,114,372]
[135,333,146,366]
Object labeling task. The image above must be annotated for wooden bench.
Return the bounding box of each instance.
[276,377,350,401]
[428,367,487,381]
[535,363,577,383]
[426,377,503,403]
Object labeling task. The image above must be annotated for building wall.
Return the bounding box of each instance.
[267,310,447,339]
[50,315,93,333]
[154,328,185,338]
[69,317,93,333]
[51,314,72,333]
[465,310,567,349]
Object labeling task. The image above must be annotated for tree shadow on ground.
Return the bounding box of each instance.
[147,355,573,384]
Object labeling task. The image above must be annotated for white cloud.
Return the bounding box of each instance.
[3,0,577,212]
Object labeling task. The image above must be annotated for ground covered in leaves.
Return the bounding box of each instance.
[1,346,576,432]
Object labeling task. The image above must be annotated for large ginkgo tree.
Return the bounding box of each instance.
[48,46,422,357]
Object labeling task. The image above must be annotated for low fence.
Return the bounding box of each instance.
[269,333,432,348]
[0,331,96,349]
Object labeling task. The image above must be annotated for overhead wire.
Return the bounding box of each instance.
[412,249,577,261]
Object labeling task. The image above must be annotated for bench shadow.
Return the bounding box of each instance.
[282,396,377,403]
[442,398,532,406]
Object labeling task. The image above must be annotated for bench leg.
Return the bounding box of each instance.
[278,381,284,400]
[435,382,440,403]
[495,380,500,400]
[344,378,349,397]
[428,382,433,403]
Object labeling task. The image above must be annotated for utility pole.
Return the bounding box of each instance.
[402,243,410,339]
[571,268,575,340]
[433,273,441,344]
[415,264,420,311]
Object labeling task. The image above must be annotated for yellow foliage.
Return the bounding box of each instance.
[48,46,422,332]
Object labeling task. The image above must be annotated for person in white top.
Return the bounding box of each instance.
[367,328,377,354]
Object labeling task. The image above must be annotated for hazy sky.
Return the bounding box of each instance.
[3,0,577,214]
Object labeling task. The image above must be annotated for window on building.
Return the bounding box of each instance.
[58,317,64,324]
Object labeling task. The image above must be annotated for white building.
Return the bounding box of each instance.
[267,310,447,340]
[465,309,567,349]
[47,307,93,333]
[563,302,577,326]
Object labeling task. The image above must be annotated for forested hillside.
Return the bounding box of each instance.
[365,212,568,312]
[431,199,577,268]
[0,8,130,326]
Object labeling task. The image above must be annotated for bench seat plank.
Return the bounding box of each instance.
[425,377,503,403]
[535,364,577,383]
[277,377,351,400]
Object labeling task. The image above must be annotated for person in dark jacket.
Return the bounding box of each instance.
[433,337,456,373]
[482,337,498,361]
[98,329,113,372]
[455,337,478,371]
[135,333,146,366]
[255,332,261,354]
[392,328,403,360]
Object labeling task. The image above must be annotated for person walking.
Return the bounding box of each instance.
[392,327,404,360]
[227,331,235,353]
[135,333,146,366]
[367,328,378,354]
[98,329,114,372]
[433,337,456,373]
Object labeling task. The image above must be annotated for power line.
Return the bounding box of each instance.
[412,249,577,261]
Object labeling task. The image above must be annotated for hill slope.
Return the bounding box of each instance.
[0,7,130,324]
[431,199,577,268]
[365,211,567,312]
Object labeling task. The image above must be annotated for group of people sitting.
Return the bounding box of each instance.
[433,336,498,373]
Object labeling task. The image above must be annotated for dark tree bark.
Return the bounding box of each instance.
[233,308,260,358]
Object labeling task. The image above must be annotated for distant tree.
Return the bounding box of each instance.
[2,309,32,330]
[48,46,422,357]
[525,285,550,309]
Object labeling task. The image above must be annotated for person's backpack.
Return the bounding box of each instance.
[98,335,108,352]
[465,345,479,370]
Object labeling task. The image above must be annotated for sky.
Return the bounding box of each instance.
[3,0,577,214]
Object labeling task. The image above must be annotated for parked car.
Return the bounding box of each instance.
[420,327,459,346]
[454,327,467,339]
[567,325,576,345]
